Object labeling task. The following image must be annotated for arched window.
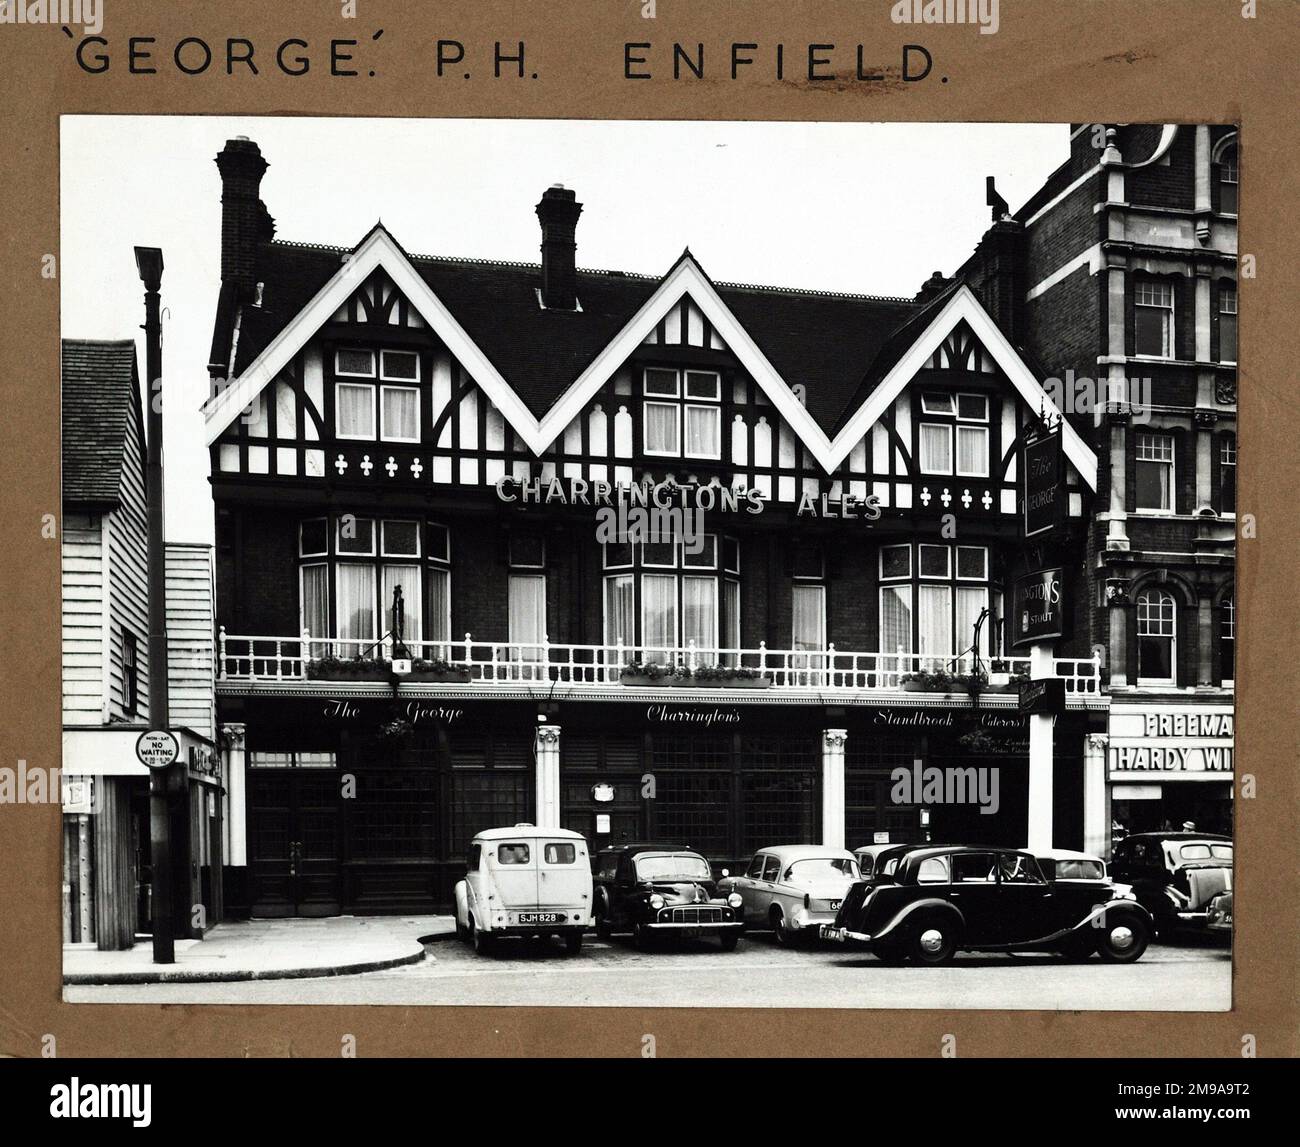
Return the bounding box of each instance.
[1136,588,1177,685]
[1216,143,1238,215]
[1220,595,1235,687]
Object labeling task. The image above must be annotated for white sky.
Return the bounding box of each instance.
[60,116,1068,544]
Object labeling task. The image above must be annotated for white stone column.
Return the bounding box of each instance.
[821,729,847,849]
[1083,733,1109,859]
[534,724,562,828]
[1026,644,1055,852]
[221,723,247,866]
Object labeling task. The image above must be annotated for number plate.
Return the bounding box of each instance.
[517,912,561,925]
[829,900,841,910]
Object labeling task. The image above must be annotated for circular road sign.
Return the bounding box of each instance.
[135,729,181,771]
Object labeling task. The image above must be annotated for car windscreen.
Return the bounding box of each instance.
[786,858,859,881]
[1054,859,1105,880]
[635,854,711,881]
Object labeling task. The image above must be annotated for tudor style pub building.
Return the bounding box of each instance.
[201,126,1233,918]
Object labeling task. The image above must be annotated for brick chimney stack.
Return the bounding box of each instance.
[215,137,274,298]
[535,184,583,311]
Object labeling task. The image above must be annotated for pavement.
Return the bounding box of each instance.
[64,925,1232,1009]
[62,915,453,985]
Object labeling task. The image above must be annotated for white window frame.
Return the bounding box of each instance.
[879,544,912,582]
[427,522,451,564]
[379,384,421,444]
[920,393,955,416]
[1135,432,1176,515]
[508,573,547,661]
[379,348,421,382]
[683,403,722,460]
[955,393,990,422]
[1220,597,1235,688]
[1218,283,1238,365]
[335,381,377,441]
[955,424,990,478]
[1134,280,1175,359]
[878,584,914,655]
[380,519,421,559]
[918,543,952,580]
[643,400,682,457]
[334,348,376,378]
[643,367,681,398]
[684,370,721,401]
[336,515,377,556]
[603,572,636,647]
[299,517,329,558]
[425,565,452,647]
[1136,588,1178,686]
[1218,147,1238,216]
[791,583,827,652]
[955,545,989,582]
[507,531,547,570]
[919,422,954,476]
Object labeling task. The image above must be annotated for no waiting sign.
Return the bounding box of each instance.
[135,729,180,770]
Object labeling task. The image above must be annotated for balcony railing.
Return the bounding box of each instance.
[216,628,1103,695]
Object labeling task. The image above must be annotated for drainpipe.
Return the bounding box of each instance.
[136,246,174,964]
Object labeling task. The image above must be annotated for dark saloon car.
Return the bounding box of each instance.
[1109,832,1233,937]
[823,845,1153,964]
[593,843,744,951]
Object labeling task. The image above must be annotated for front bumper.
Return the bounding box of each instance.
[644,919,745,934]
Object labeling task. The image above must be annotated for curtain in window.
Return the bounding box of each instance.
[682,576,718,657]
[918,585,952,665]
[955,586,990,671]
[426,568,450,653]
[382,564,422,648]
[301,564,329,658]
[336,564,376,656]
[641,574,677,663]
[792,584,825,680]
[604,575,636,663]
[508,575,546,664]
[684,405,720,457]
[336,383,374,437]
[723,578,740,666]
[644,403,679,453]
[956,426,988,476]
[920,424,952,472]
[880,586,913,661]
[382,387,418,440]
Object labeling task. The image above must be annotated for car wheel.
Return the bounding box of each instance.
[719,932,740,953]
[470,918,494,957]
[564,932,583,955]
[594,892,613,940]
[771,907,795,947]
[1096,915,1150,964]
[908,918,956,965]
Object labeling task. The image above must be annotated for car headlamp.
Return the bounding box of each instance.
[649,893,665,910]
[727,892,743,909]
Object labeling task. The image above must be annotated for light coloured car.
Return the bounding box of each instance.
[1034,847,1136,900]
[720,845,860,944]
[454,825,593,955]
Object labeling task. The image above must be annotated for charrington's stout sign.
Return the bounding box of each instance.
[1011,566,1066,648]
[1022,424,1063,539]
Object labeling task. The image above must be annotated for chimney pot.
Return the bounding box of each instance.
[536,185,583,311]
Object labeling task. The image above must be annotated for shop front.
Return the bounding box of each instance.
[1105,701,1235,847]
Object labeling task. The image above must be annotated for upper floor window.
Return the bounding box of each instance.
[1219,435,1237,515]
[1136,588,1177,685]
[333,347,421,442]
[1218,283,1237,364]
[1217,145,1238,215]
[1220,596,1235,686]
[918,391,989,477]
[122,630,139,716]
[642,367,722,459]
[1134,432,1175,513]
[879,542,992,661]
[1134,280,1174,358]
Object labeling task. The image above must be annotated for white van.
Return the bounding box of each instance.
[454,825,593,955]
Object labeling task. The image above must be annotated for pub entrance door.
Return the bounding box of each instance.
[247,757,342,917]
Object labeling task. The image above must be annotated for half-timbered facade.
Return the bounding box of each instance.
[206,137,1107,917]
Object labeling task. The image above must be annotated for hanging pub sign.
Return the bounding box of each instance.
[1022,423,1064,539]
[1011,566,1067,648]
[1018,677,1066,716]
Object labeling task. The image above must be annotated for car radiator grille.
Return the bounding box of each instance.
[665,907,727,924]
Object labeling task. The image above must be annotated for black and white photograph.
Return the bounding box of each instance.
[57,116,1237,1011]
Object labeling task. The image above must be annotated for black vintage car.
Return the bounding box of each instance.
[1109,832,1233,937]
[823,845,1153,964]
[593,842,745,951]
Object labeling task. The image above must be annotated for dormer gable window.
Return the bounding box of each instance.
[333,346,421,442]
[642,367,722,459]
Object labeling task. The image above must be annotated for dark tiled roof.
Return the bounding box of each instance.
[231,236,923,433]
[61,339,141,507]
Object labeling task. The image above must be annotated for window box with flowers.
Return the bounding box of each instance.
[619,661,772,689]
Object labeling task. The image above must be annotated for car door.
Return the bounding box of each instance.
[736,853,766,923]
[989,854,1055,944]
[944,851,1005,943]
[491,839,540,911]
[539,838,589,915]
[754,854,782,923]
